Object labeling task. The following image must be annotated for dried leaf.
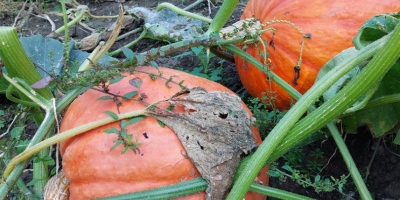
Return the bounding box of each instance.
[150,87,257,199]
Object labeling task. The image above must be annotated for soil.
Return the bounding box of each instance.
[1,0,400,200]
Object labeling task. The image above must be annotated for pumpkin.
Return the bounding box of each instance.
[234,0,400,110]
[59,66,268,199]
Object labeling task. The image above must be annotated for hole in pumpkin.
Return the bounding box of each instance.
[197,141,204,150]
[218,113,228,119]
[187,109,196,115]
[143,132,148,139]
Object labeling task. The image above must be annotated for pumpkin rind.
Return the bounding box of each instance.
[235,0,400,110]
[59,66,268,199]
[44,170,69,200]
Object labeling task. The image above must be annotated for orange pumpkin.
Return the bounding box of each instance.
[235,0,400,110]
[59,66,268,199]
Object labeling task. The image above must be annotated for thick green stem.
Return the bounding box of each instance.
[205,0,238,34]
[227,24,400,200]
[326,122,371,199]
[224,44,302,100]
[157,3,212,23]
[0,27,53,99]
[107,28,147,57]
[53,9,86,35]
[0,88,83,200]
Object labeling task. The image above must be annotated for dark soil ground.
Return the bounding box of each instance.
[1,0,400,200]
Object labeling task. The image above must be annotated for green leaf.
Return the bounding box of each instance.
[353,13,400,49]
[10,126,25,139]
[110,140,123,151]
[26,179,40,187]
[104,111,119,121]
[210,68,222,81]
[157,120,165,128]
[104,127,119,134]
[282,165,293,172]
[315,47,361,102]
[122,91,138,99]
[394,130,400,145]
[16,139,29,154]
[127,115,146,125]
[316,14,400,138]
[19,35,65,77]
[41,156,55,165]
[172,51,192,58]
[122,146,130,154]
[341,59,400,137]
[109,76,124,85]
[191,46,204,56]
[120,120,128,130]
[266,170,280,177]
[129,77,143,89]
[121,47,134,60]
[135,54,145,65]
[97,96,113,101]
[149,61,159,70]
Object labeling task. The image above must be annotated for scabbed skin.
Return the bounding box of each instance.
[235,0,400,110]
[60,66,269,200]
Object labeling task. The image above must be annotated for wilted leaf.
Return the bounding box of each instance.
[129,77,142,89]
[150,88,257,199]
[31,76,54,89]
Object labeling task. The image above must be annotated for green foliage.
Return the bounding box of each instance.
[104,120,142,154]
[247,97,286,138]
[175,46,223,81]
[317,12,400,141]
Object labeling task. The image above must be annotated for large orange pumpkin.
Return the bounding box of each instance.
[235,0,400,110]
[59,66,268,199]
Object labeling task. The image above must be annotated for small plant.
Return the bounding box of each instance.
[247,97,286,138]
[268,161,350,195]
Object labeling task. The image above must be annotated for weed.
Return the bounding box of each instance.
[247,97,286,138]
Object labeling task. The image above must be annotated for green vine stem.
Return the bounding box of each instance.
[0,27,53,99]
[156,3,212,23]
[326,122,370,199]
[91,178,316,200]
[0,26,54,196]
[52,8,86,36]
[2,109,148,180]
[355,93,400,111]
[107,28,148,56]
[0,88,83,200]
[228,23,400,200]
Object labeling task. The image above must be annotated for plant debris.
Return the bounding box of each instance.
[150,87,257,199]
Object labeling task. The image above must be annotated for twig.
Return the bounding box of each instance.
[12,0,28,27]
[365,138,381,181]
[34,14,56,31]
[382,136,400,157]
[0,114,19,139]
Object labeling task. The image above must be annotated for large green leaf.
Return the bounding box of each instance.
[316,13,400,138]
[353,13,400,49]
[19,35,66,77]
[341,62,400,136]
[1,34,117,93]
